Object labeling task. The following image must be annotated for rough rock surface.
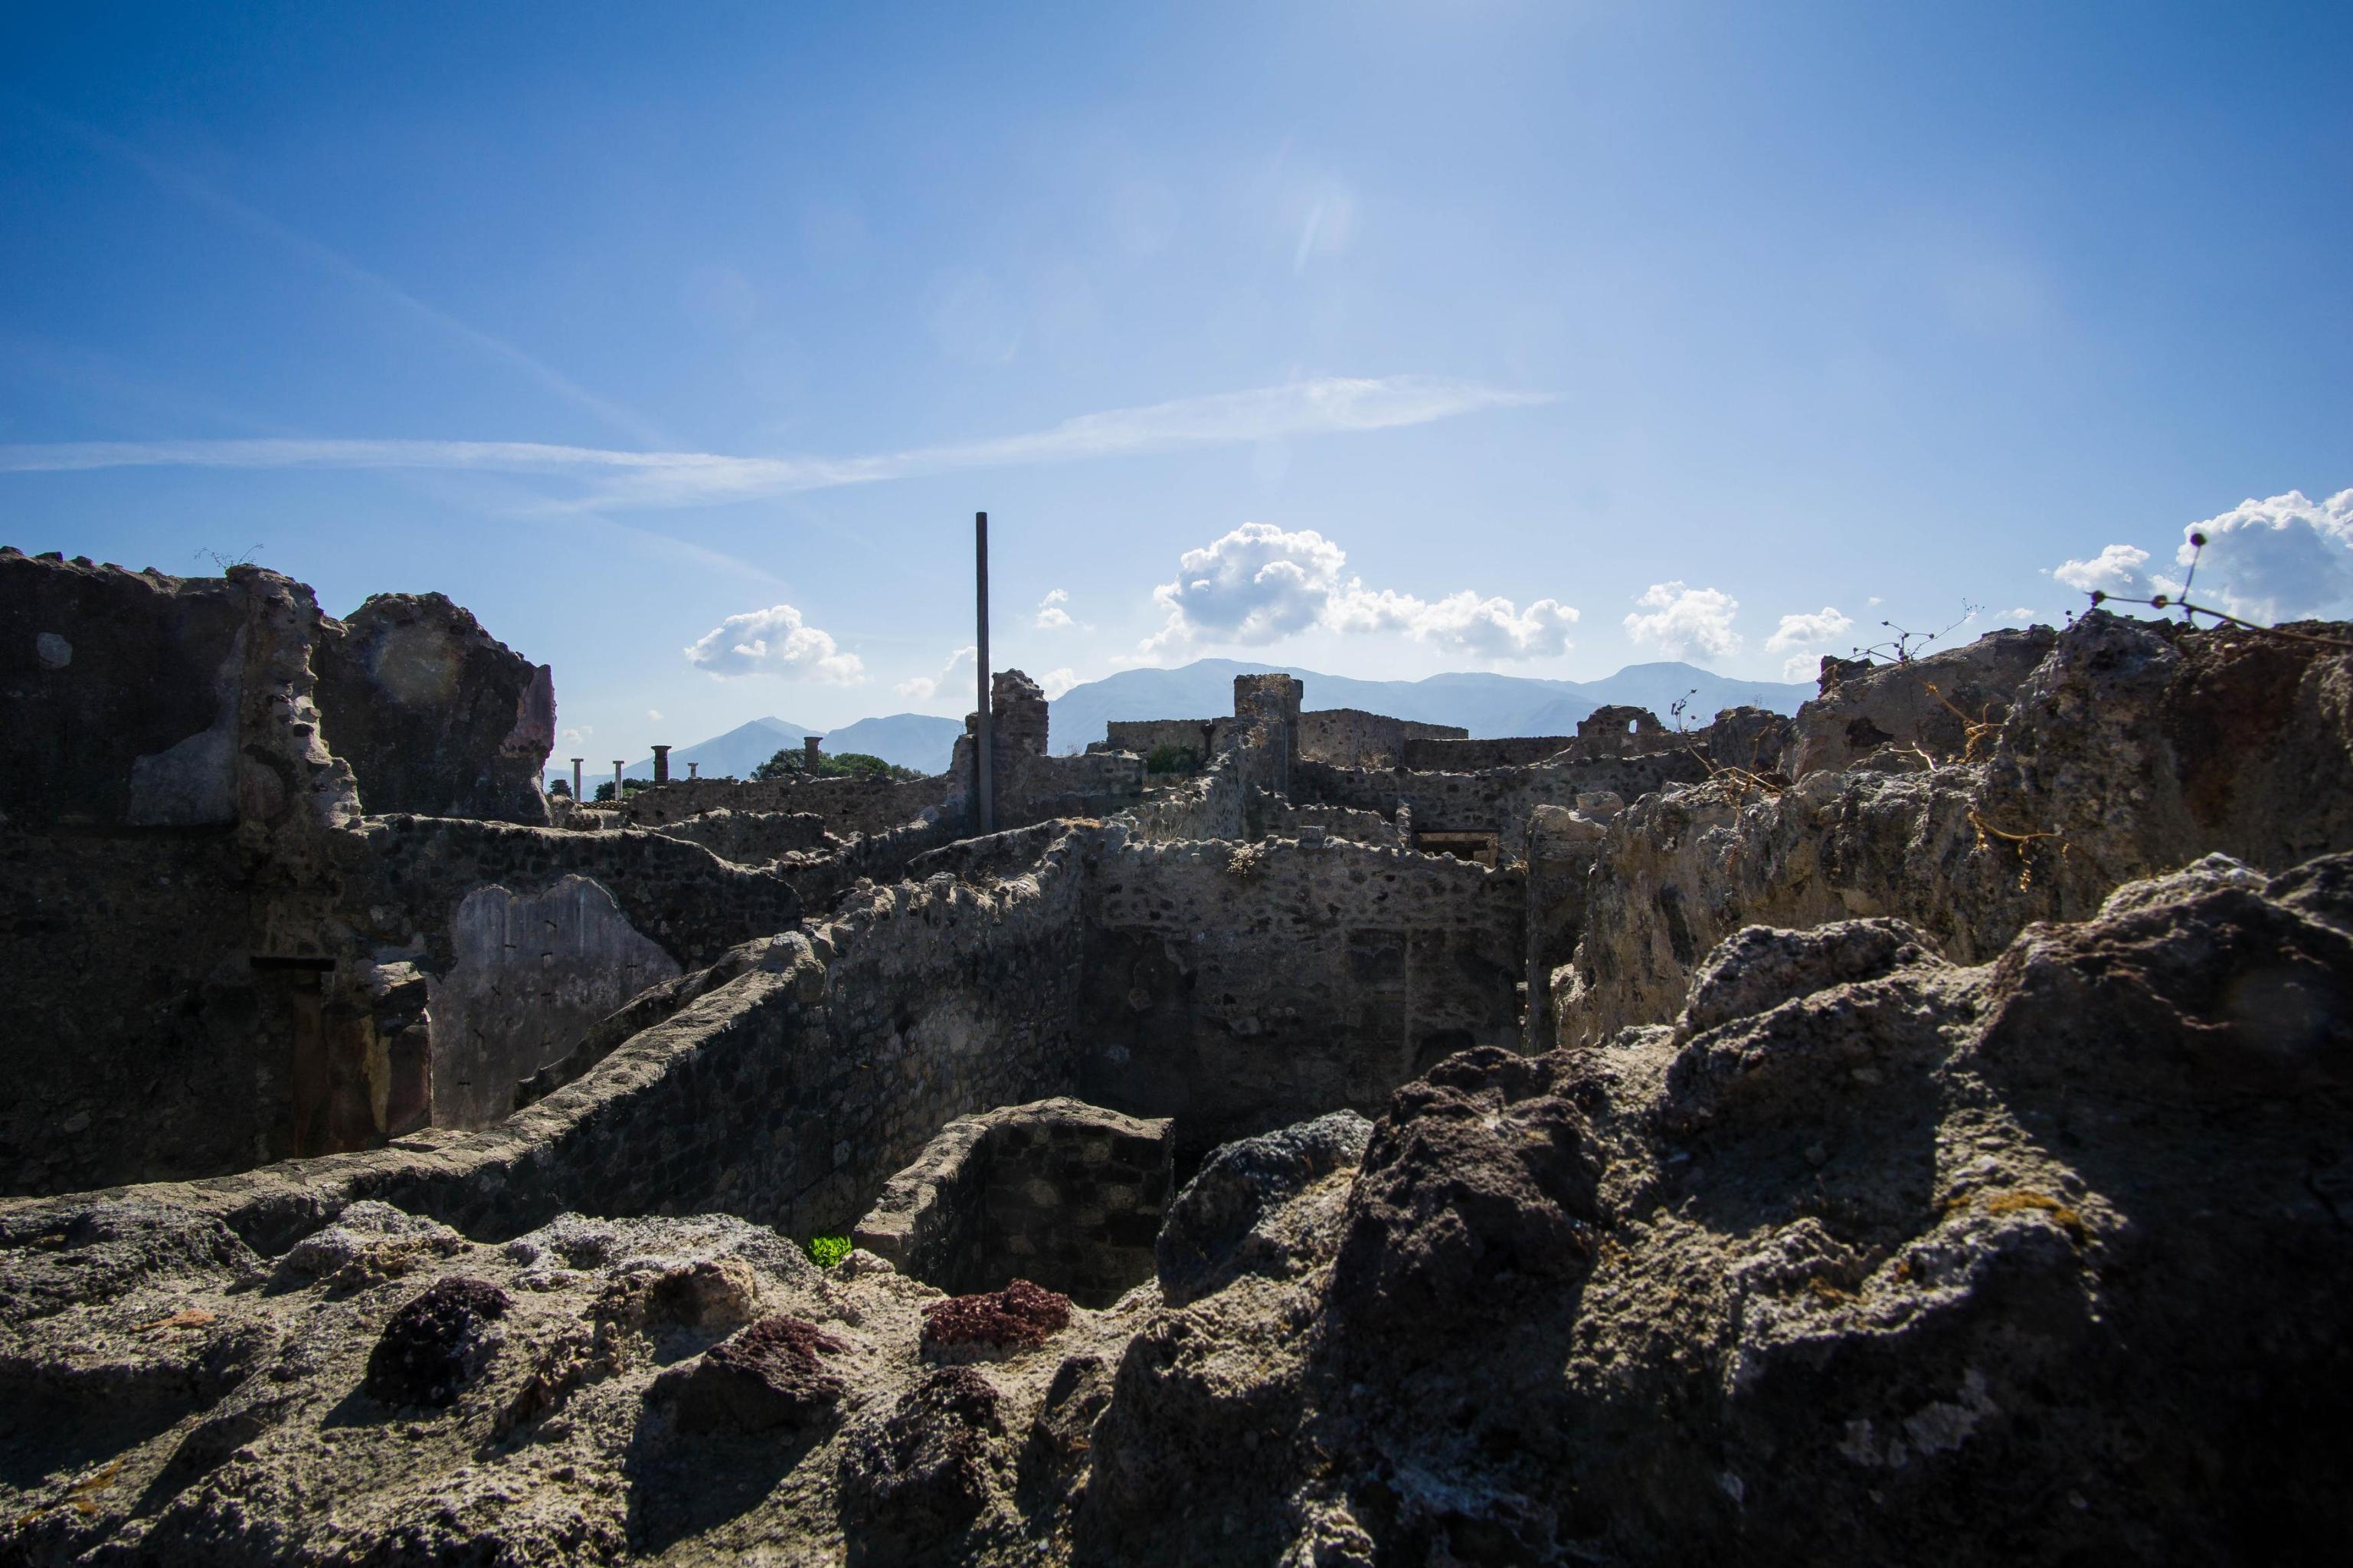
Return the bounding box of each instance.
[1557,611,2353,1045]
[664,1314,847,1434]
[362,1275,512,1406]
[1154,1109,1370,1308]
[921,1280,1073,1353]
[1074,853,2353,1565]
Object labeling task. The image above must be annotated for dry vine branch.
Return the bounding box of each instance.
[1967,807,2070,891]
[2083,532,2353,653]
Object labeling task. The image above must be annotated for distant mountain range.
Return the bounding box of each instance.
[607,658,1815,783]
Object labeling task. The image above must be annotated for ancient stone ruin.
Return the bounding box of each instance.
[4,542,2350,1564]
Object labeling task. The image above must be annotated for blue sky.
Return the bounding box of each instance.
[3,2,2348,758]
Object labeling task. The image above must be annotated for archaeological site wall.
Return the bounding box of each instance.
[852,1098,1174,1308]
[1076,834,1524,1159]
[620,771,957,836]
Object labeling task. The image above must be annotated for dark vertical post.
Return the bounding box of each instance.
[571,758,583,800]
[975,510,994,834]
[651,745,671,784]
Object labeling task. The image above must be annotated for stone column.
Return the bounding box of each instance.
[804,735,824,768]
[571,758,583,800]
[651,744,671,784]
[612,761,623,800]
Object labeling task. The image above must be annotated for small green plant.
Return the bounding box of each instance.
[806,1235,852,1268]
[1144,744,1201,775]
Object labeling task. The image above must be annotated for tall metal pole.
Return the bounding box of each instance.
[975,510,994,834]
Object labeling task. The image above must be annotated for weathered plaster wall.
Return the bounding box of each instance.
[427,876,685,1128]
[1078,834,1524,1159]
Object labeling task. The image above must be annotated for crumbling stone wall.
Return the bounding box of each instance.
[1098,719,1217,761]
[620,772,957,837]
[1296,709,1466,768]
[1402,735,1576,770]
[0,833,270,1196]
[1296,751,1711,861]
[650,808,832,866]
[852,1098,1173,1308]
[0,553,359,835]
[313,592,556,824]
[2,555,365,1193]
[1105,709,1461,770]
[1078,833,1523,1159]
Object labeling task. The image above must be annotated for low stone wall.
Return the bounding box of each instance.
[620,772,956,837]
[1078,834,1524,1159]
[1299,709,1466,768]
[852,1098,1173,1308]
[1402,735,1576,770]
[16,833,1105,1254]
[650,808,832,866]
[1296,752,1712,859]
[1121,770,1245,843]
[1099,719,1217,764]
[1261,800,1402,846]
[997,751,1146,830]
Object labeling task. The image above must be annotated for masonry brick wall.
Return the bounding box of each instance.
[1078,834,1524,1160]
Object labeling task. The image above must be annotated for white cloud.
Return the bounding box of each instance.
[2175,488,2353,621]
[0,375,1550,513]
[646,709,663,721]
[2002,607,2037,622]
[1034,588,1075,630]
[1141,522,1577,660]
[1781,653,1823,681]
[1622,582,1743,662]
[1867,595,1884,606]
[1326,586,1579,656]
[895,645,977,704]
[562,725,594,748]
[1150,523,1347,649]
[683,604,866,683]
[1037,667,1079,699]
[2050,543,2150,596]
[1763,606,1854,653]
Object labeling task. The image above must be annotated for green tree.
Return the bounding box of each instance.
[752,746,919,783]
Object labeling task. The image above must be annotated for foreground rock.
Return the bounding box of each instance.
[2,854,2346,1563]
[1077,852,2353,1565]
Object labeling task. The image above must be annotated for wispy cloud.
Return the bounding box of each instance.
[0,376,1548,512]
[8,95,665,447]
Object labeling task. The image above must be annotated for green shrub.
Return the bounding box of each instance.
[752,748,924,783]
[807,1234,852,1269]
[1144,744,1201,776]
